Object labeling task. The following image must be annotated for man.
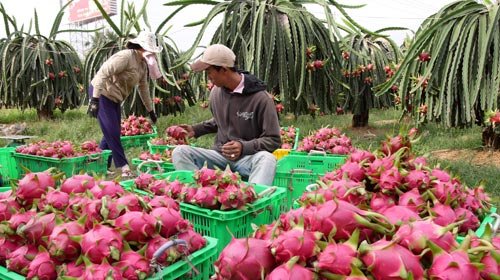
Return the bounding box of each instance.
[172,44,281,185]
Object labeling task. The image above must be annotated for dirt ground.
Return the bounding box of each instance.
[430,149,500,168]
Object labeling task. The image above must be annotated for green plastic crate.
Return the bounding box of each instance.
[0,147,18,186]
[456,207,498,243]
[131,158,176,174]
[0,236,217,280]
[0,186,11,193]
[121,170,286,253]
[121,126,158,149]
[12,150,111,178]
[272,154,347,210]
[147,140,176,154]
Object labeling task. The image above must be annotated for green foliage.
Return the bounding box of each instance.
[84,0,196,117]
[0,2,85,117]
[164,0,379,115]
[376,0,500,128]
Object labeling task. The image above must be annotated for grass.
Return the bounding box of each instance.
[1,105,498,205]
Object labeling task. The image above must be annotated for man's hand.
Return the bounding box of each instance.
[149,111,158,124]
[222,141,242,161]
[87,97,99,118]
[179,124,195,138]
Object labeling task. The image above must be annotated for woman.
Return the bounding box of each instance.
[88,31,162,177]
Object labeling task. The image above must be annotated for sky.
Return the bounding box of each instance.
[0,0,457,55]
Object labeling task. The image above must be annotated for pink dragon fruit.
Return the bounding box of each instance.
[380,135,409,156]
[115,193,144,212]
[339,161,366,182]
[91,180,124,199]
[144,235,182,265]
[164,180,184,199]
[191,186,219,209]
[315,228,360,275]
[380,205,421,225]
[0,238,21,265]
[359,239,425,280]
[134,173,155,190]
[0,190,12,199]
[378,167,403,192]
[427,241,480,280]
[48,221,86,261]
[6,244,38,275]
[114,211,156,244]
[3,210,36,234]
[348,149,375,164]
[218,184,246,210]
[365,156,394,180]
[0,197,21,222]
[213,238,276,279]
[455,207,480,233]
[81,199,103,229]
[270,224,322,264]
[193,166,219,187]
[18,213,56,246]
[431,180,461,204]
[479,251,500,280]
[149,195,180,210]
[115,251,150,280]
[370,193,396,212]
[398,188,425,212]
[429,203,457,227]
[431,168,451,182]
[177,229,207,253]
[26,251,57,280]
[216,165,242,189]
[265,256,317,280]
[84,263,123,280]
[149,180,168,195]
[404,169,430,189]
[279,208,305,231]
[40,188,70,211]
[253,223,282,240]
[16,171,55,205]
[57,261,85,278]
[60,174,95,193]
[80,224,123,264]
[393,219,459,255]
[150,207,189,238]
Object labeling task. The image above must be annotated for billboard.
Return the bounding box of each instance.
[68,0,117,24]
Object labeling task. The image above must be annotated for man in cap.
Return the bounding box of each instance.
[172,44,281,185]
[88,31,162,177]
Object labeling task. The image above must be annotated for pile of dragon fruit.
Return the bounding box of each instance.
[134,166,258,210]
[0,171,206,279]
[297,127,354,155]
[279,126,298,149]
[121,115,154,136]
[212,130,498,279]
[148,125,191,146]
[15,140,101,158]
[138,149,173,162]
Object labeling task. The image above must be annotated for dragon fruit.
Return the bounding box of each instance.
[16,171,55,205]
[18,213,56,245]
[149,195,180,210]
[144,235,182,265]
[81,199,103,229]
[2,210,36,235]
[177,229,206,253]
[279,208,305,231]
[0,238,21,265]
[6,244,38,275]
[404,169,430,190]
[0,190,12,199]
[91,180,124,199]
[114,211,157,244]
[380,205,421,225]
[370,193,396,212]
[359,239,425,280]
[431,168,451,182]
[80,224,123,264]
[26,251,57,280]
[0,197,21,222]
[455,207,480,233]
[191,186,219,209]
[213,238,276,279]
[315,228,360,275]
[398,188,425,212]
[179,186,198,203]
[164,180,184,199]
[193,166,219,187]
[253,223,282,240]
[40,188,70,211]
[115,251,150,280]
[339,161,366,182]
[427,240,480,280]
[429,203,457,227]
[60,174,95,194]
[378,167,403,192]
[149,180,168,195]
[218,184,246,210]
[479,251,500,280]
[265,256,317,280]
[84,263,123,280]
[348,149,375,164]
[48,221,86,261]
[115,193,144,212]
[216,165,242,189]
[270,223,322,264]
[150,207,189,238]
[134,173,155,190]
[393,220,459,255]
[57,261,85,278]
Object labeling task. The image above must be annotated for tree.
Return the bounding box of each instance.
[0,2,92,118]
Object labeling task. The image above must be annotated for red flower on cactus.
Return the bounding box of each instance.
[276,103,284,113]
[153,97,162,104]
[48,72,55,80]
[173,96,182,103]
[58,71,67,78]
[45,58,53,66]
